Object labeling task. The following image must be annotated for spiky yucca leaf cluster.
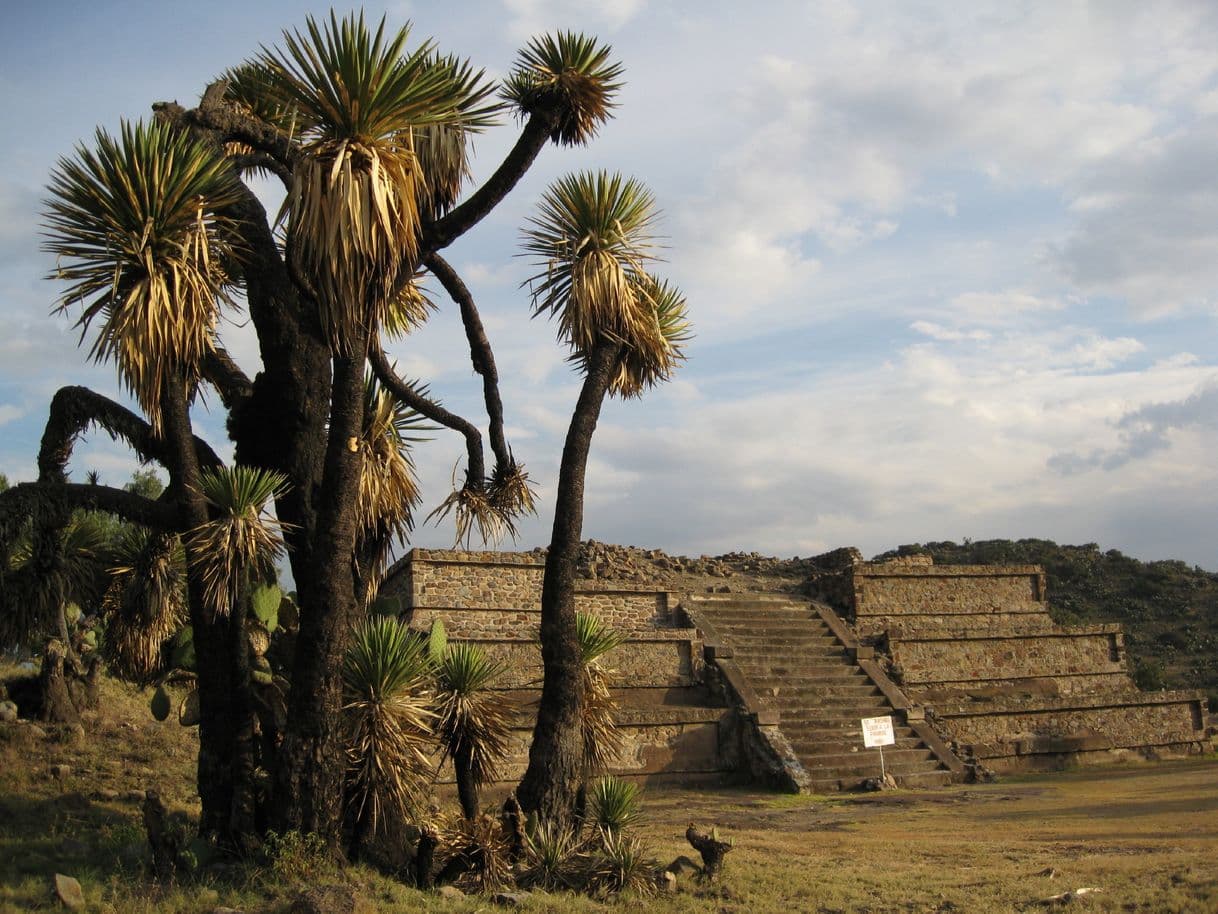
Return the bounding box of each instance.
[522,171,691,399]
[342,616,434,831]
[101,528,187,685]
[587,775,643,834]
[413,53,498,219]
[254,12,498,353]
[188,466,289,617]
[586,827,658,897]
[576,612,626,775]
[433,642,514,788]
[503,32,624,146]
[519,819,586,890]
[488,457,538,521]
[357,375,430,583]
[43,120,243,429]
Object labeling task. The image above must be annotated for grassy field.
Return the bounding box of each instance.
[2,669,1216,913]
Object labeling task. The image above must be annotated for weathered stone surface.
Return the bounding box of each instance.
[53,873,84,910]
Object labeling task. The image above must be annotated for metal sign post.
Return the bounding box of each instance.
[861,715,896,781]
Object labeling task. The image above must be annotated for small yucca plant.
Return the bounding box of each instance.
[587,776,642,835]
[433,642,515,819]
[586,827,657,896]
[342,617,434,837]
[187,466,290,618]
[519,819,587,891]
[576,612,625,776]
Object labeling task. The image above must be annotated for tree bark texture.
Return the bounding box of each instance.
[516,339,622,824]
[273,344,368,841]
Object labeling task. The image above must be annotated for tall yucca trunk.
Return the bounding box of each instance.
[517,337,622,824]
[273,336,369,841]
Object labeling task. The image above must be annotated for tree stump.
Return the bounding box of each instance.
[38,641,80,726]
[414,825,438,889]
[686,824,733,880]
[143,790,181,881]
[501,794,525,865]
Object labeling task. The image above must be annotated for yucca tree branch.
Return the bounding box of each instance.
[201,348,253,412]
[423,252,510,470]
[37,385,223,483]
[0,481,177,532]
[368,345,486,488]
[153,82,298,170]
[422,110,558,253]
[231,153,292,188]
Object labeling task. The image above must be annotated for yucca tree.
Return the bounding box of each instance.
[43,120,243,431]
[0,511,112,651]
[187,465,289,837]
[433,642,515,820]
[516,171,690,825]
[342,616,434,853]
[5,10,647,852]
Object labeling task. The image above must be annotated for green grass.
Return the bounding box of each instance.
[3,663,1217,912]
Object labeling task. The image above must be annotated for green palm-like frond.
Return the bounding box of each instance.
[43,120,243,428]
[343,616,435,830]
[255,12,498,352]
[433,642,514,789]
[101,528,187,685]
[503,32,623,145]
[187,466,290,617]
[521,170,658,358]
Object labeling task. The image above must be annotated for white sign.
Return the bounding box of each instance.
[861,715,895,748]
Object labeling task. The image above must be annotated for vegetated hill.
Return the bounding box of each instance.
[872,539,1218,706]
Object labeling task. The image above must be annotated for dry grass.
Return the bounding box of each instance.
[2,660,1216,912]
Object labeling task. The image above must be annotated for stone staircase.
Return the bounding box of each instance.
[685,595,956,792]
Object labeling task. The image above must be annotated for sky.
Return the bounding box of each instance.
[3,0,1218,569]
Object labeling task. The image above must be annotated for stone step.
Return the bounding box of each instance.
[782,722,919,742]
[734,649,853,665]
[739,667,864,681]
[797,747,936,768]
[753,683,883,700]
[773,708,899,726]
[787,735,926,754]
[709,623,834,639]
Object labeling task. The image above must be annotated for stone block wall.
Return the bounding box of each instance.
[892,627,1127,689]
[382,548,733,785]
[935,691,1207,770]
[396,549,545,610]
[459,634,698,690]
